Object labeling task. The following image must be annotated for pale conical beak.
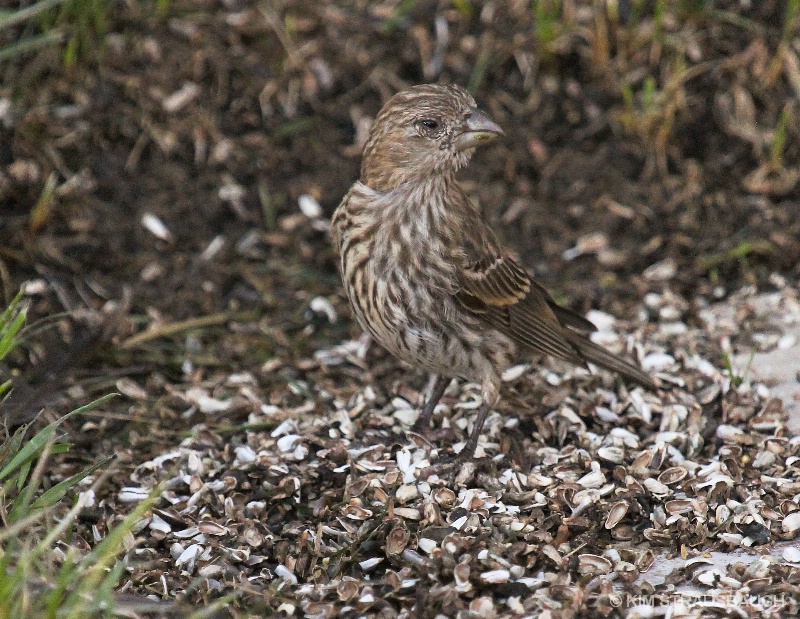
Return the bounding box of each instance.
[454,109,504,151]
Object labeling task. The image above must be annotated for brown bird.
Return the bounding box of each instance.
[332,83,656,462]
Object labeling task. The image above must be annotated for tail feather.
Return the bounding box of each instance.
[564,330,657,390]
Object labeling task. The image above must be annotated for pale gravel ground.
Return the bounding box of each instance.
[631,293,800,614]
[109,282,800,618]
[740,322,800,435]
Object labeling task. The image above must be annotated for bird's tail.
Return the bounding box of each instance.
[564,330,657,390]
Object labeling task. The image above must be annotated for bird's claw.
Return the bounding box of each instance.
[408,424,457,443]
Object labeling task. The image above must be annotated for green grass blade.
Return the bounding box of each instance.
[0,290,26,361]
[0,0,68,29]
[0,289,25,328]
[31,456,113,510]
[0,425,29,470]
[0,425,57,483]
[0,394,116,482]
[44,547,77,619]
[0,31,65,62]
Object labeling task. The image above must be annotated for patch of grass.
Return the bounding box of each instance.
[40,0,109,66]
[0,292,159,618]
[0,289,26,398]
[533,0,564,57]
[770,104,792,172]
[0,0,108,66]
[765,0,800,83]
[617,54,711,175]
[721,350,754,389]
[698,239,779,273]
[0,0,66,62]
[618,67,683,175]
[596,1,794,184]
[0,407,158,618]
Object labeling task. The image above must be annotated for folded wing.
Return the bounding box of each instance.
[455,245,655,389]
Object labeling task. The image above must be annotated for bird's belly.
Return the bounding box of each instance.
[351,286,513,382]
[340,235,516,380]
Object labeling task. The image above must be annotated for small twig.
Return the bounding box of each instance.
[120,312,235,349]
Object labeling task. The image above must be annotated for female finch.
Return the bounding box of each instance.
[332,84,655,461]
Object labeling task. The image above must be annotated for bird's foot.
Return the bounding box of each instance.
[413,445,493,483]
[408,422,457,444]
[413,457,470,482]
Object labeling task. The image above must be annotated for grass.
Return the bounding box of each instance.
[533,0,564,54]
[783,0,800,43]
[0,289,26,398]
[0,0,67,62]
[722,349,755,389]
[770,104,793,172]
[0,291,158,618]
[0,0,109,65]
[570,1,797,180]
[618,64,686,176]
[41,0,109,67]
[699,239,778,285]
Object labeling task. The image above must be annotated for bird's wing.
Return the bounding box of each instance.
[528,278,598,333]
[455,226,655,389]
[456,243,585,364]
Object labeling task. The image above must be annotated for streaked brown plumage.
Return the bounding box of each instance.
[332,83,656,461]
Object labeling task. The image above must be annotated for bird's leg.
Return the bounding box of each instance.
[456,377,500,462]
[413,378,500,479]
[412,374,449,432]
[458,400,492,461]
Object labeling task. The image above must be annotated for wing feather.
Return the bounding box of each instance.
[455,247,655,389]
[457,253,583,363]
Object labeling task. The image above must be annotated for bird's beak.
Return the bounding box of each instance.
[454,110,504,151]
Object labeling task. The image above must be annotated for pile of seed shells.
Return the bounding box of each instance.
[113,280,800,618]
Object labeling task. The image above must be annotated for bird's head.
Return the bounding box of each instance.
[359,84,504,192]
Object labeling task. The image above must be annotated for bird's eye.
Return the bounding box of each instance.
[418,118,440,131]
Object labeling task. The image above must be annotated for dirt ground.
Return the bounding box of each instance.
[2,1,800,617]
